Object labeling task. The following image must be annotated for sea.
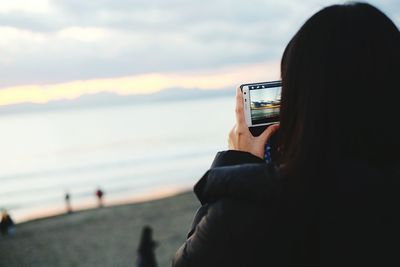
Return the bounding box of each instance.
[0,96,235,222]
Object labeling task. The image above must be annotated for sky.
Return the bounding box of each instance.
[0,0,399,106]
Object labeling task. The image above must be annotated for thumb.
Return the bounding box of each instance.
[259,123,280,144]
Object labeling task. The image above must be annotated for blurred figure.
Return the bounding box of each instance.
[0,210,15,236]
[136,225,158,267]
[95,188,104,207]
[65,192,72,214]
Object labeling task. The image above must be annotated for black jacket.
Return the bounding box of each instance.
[172,150,400,267]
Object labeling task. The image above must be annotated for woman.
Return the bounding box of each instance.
[173,2,400,267]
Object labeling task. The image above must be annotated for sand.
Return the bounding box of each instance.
[0,191,199,267]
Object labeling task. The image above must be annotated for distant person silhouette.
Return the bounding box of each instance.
[0,210,15,236]
[95,188,104,207]
[136,226,158,267]
[65,192,72,214]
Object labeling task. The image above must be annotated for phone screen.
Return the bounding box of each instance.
[248,82,281,125]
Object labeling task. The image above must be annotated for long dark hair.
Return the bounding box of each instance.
[278,2,400,178]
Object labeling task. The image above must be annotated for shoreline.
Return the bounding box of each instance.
[14,185,192,224]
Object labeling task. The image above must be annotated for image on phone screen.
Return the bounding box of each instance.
[245,82,281,126]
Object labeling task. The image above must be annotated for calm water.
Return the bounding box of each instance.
[0,96,235,222]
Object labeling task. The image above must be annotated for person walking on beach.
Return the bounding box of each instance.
[95,188,104,208]
[136,226,158,267]
[65,192,72,214]
[0,210,15,236]
[173,3,400,267]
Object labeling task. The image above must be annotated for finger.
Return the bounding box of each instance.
[228,125,237,149]
[259,123,280,144]
[235,87,246,126]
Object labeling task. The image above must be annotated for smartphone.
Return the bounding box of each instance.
[240,81,281,136]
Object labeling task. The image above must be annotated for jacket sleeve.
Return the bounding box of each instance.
[210,150,265,168]
[172,152,272,267]
[172,201,232,267]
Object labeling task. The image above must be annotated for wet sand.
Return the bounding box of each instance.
[0,191,198,267]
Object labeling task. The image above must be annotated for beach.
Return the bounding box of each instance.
[0,191,198,267]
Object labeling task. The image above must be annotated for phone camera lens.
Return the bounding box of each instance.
[244,92,246,94]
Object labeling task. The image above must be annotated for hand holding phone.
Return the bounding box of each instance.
[240,81,281,136]
[228,87,279,160]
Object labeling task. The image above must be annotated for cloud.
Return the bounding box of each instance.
[0,0,52,14]
[0,0,398,88]
[0,61,280,106]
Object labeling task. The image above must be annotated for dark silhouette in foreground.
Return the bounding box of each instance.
[95,188,104,207]
[136,226,158,267]
[0,210,15,236]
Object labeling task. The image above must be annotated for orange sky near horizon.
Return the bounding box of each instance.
[0,61,280,107]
